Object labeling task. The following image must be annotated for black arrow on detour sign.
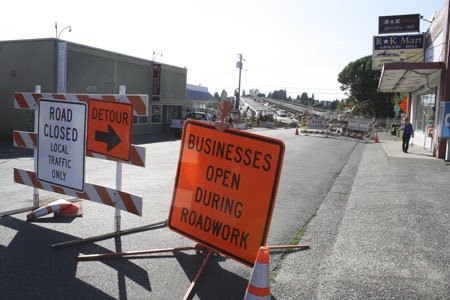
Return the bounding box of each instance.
[95,124,121,152]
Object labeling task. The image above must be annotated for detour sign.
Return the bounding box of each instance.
[87,99,133,161]
[168,120,285,267]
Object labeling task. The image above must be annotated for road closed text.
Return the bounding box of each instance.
[37,100,86,191]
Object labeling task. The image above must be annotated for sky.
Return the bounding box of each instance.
[1,0,445,101]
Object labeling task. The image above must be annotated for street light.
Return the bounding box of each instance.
[55,22,72,39]
[236,53,246,124]
[153,50,163,61]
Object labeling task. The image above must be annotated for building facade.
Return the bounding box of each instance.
[0,38,188,140]
[378,0,450,159]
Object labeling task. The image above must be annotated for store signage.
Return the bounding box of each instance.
[372,34,424,70]
[168,120,285,267]
[379,14,420,34]
[87,99,133,161]
[441,102,450,138]
[37,99,87,191]
[152,63,161,101]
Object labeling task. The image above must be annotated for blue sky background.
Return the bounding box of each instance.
[1,0,445,100]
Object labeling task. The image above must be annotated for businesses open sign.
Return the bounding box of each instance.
[168,120,285,267]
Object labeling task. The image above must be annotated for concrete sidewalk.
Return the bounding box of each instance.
[272,132,450,299]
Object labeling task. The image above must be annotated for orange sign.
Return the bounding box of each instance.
[168,120,285,267]
[87,100,133,161]
[400,98,409,113]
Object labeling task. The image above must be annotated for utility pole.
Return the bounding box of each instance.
[236,53,245,125]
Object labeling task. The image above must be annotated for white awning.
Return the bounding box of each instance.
[378,62,444,93]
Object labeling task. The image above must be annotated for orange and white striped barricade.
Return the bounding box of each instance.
[9,87,168,248]
[14,168,142,216]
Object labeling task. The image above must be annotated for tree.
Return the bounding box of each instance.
[338,55,394,118]
[213,92,220,100]
[271,89,287,100]
[330,100,340,110]
[300,92,309,104]
[220,89,228,100]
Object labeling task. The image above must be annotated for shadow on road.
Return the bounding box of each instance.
[174,250,249,300]
[0,216,151,299]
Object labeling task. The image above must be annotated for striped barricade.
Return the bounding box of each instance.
[14,168,142,216]
[14,92,148,116]
[13,131,146,167]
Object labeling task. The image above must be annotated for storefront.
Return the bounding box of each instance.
[378,0,450,158]
[413,90,437,149]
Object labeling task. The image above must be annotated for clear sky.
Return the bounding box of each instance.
[1,0,445,100]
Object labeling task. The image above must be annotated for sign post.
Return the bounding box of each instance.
[33,85,41,209]
[37,99,87,191]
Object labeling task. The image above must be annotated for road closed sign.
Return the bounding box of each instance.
[37,99,87,191]
[87,100,133,161]
[168,120,285,267]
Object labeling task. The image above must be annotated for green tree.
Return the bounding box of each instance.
[300,92,309,104]
[220,89,228,100]
[338,55,394,117]
[213,92,220,100]
[271,89,287,100]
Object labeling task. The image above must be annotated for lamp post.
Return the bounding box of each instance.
[236,53,245,125]
[153,50,163,61]
[55,22,72,39]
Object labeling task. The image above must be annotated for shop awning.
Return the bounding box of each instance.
[378,62,444,93]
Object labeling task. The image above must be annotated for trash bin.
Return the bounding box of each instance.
[391,124,398,136]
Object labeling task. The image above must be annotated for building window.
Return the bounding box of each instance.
[133,115,148,124]
[152,105,162,123]
[414,90,435,136]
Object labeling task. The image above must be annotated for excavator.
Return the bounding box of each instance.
[350,100,376,118]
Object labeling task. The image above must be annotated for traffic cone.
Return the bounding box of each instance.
[295,127,299,135]
[244,246,270,300]
[54,202,82,218]
[374,132,379,143]
[26,199,82,220]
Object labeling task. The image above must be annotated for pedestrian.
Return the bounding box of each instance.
[401,117,414,153]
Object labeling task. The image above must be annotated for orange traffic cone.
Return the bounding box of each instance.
[295,127,299,135]
[26,199,82,220]
[54,202,83,217]
[374,132,379,143]
[244,246,270,300]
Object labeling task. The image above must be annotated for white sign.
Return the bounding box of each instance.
[347,119,370,131]
[308,117,327,130]
[37,99,87,191]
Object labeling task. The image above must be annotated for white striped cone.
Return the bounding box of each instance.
[26,199,81,220]
[244,246,271,300]
[54,202,82,218]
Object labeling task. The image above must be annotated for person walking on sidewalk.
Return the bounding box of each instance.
[401,117,414,153]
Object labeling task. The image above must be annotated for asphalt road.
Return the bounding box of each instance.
[0,128,359,299]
